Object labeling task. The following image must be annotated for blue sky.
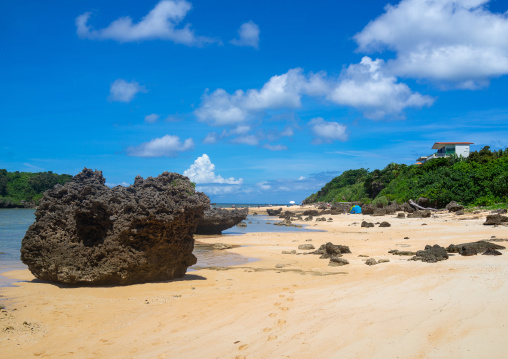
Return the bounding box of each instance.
[2,0,508,203]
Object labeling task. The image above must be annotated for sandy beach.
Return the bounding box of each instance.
[1,207,508,358]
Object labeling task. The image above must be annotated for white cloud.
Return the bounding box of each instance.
[183,154,243,184]
[196,60,430,123]
[298,176,306,180]
[127,134,194,157]
[328,57,434,119]
[309,117,348,143]
[144,113,159,123]
[354,0,508,88]
[196,185,240,195]
[256,181,271,190]
[231,21,260,49]
[195,68,327,126]
[109,79,146,103]
[76,0,215,46]
[263,144,288,151]
[203,132,218,144]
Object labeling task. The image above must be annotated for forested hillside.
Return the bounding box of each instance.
[304,146,508,208]
[0,170,73,207]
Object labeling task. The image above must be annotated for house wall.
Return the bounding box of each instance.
[455,144,470,158]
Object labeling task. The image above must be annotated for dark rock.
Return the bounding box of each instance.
[195,208,248,235]
[373,208,387,216]
[446,241,505,254]
[298,244,315,250]
[397,213,406,218]
[455,209,464,216]
[378,259,390,263]
[446,201,464,212]
[328,256,349,266]
[417,197,430,208]
[237,222,248,228]
[407,210,431,218]
[316,217,327,222]
[361,204,375,215]
[279,210,295,218]
[304,216,313,221]
[491,208,507,215]
[403,202,415,213]
[266,208,283,216]
[308,242,351,259]
[484,214,508,225]
[361,221,374,228]
[410,245,449,263]
[20,168,209,285]
[379,221,391,227]
[389,250,416,256]
[303,210,319,216]
[483,248,502,256]
[365,258,377,265]
[282,250,296,254]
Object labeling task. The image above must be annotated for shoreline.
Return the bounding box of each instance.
[2,207,508,358]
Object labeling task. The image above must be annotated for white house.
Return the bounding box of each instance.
[416,142,474,163]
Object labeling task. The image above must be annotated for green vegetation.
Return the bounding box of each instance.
[305,146,508,208]
[0,169,73,207]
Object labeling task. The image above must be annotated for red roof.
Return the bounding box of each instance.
[434,142,474,145]
[432,142,473,149]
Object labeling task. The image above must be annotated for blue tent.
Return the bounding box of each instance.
[349,205,362,214]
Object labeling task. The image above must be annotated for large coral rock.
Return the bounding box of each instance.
[20,168,209,285]
[195,208,248,234]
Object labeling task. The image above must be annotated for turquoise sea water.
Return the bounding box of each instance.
[0,207,317,286]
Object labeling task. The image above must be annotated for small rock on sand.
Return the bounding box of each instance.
[298,244,315,250]
[365,258,377,266]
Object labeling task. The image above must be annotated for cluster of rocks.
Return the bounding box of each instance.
[195,207,248,235]
[407,240,505,263]
[296,242,352,266]
[446,241,505,256]
[21,168,209,285]
[361,221,391,228]
[484,214,508,226]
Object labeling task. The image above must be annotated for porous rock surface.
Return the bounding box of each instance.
[195,207,248,235]
[410,245,449,263]
[20,168,209,285]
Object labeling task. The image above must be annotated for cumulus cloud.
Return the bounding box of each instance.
[76,0,215,45]
[328,57,434,119]
[196,59,431,123]
[144,113,159,123]
[105,181,130,188]
[231,21,260,49]
[354,0,508,88]
[127,134,194,157]
[195,68,328,126]
[109,79,146,103]
[309,117,348,143]
[183,154,243,184]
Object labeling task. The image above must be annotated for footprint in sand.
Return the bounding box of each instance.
[280,307,289,311]
[278,319,286,325]
[268,335,278,341]
[286,298,294,302]
[274,302,281,306]
[279,294,285,298]
[239,344,249,351]
[235,356,246,359]
[263,328,272,332]
[269,313,277,317]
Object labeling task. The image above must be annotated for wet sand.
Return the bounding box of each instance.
[1,207,508,358]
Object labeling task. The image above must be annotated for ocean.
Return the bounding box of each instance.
[0,207,317,287]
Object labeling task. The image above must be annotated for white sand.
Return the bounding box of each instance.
[1,209,507,358]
